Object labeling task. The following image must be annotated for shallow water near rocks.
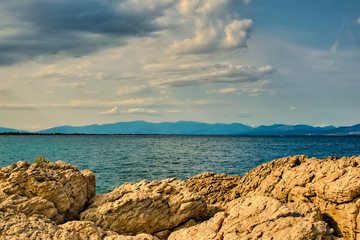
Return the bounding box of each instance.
[0,135,359,193]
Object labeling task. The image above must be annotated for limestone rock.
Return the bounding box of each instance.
[59,220,107,239]
[104,234,160,240]
[0,161,96,223]
[234,155,360,239]
[80,178,207,236]
[0,189,59,221]
[219,196,333,240]
[186,172,241,206]
[59,220,160,240]
[0,210,74,240]
[168,196,333,240]
[168,211,226,240]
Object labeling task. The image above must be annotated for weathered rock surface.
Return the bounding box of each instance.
[0,161,96,223]
[60,221,160,240]
[236,155,360,239]
[0,210,74,239]
[80,178,207,236]
[186,172,241,206]
[168,196,333,240]
[186,155,360,239]
[2,156,360,239]
[0,209,159,240]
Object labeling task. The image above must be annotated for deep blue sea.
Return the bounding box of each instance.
[0,135,359,193]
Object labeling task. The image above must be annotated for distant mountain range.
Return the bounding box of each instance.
[1,121,360,136]
[0,127,28,134]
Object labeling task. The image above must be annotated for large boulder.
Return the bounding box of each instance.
[0,161,96,223]
[80,178,207,237]
[168,196,334,240]
[234,155,360,239]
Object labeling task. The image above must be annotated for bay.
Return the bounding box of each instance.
[0,135,359,194]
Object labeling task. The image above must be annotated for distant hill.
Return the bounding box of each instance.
[2,121,359,135]
[35,121,360,136]
[37,121,253,135]
[251,124,337,136]
[326,124,360,135]
[0,127,27,133]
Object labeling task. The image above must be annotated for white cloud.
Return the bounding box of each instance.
[169,0,252,54]
[290,106,296,111]
[208,79,275,96]
[29,61,92,79]
[101,106,119,114]
[318,123,331,128]
[217,87,266,96]
[223,19,253,49]
[55,98,162,109]
[101,107,158,115]
[358,18,360,24]
[149,64,275,87]
[166,109,182,113]
[117,85,147,95]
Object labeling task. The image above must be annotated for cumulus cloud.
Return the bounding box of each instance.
[223,19,253,49]
[169,0,252,54]
[101,106,159,115]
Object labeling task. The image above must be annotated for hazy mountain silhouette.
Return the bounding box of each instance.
[0,127,28,133]
[30,121,360,135]
[2,121,359,135]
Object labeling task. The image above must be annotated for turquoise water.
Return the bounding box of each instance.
[0,135,359,193]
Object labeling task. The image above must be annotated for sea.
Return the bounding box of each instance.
[0,135,359,194]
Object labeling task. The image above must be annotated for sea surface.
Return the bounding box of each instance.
[0,135,359,193]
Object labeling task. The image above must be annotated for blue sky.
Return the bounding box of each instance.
[0,0,359,131]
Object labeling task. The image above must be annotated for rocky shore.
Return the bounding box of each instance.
[0,155,359,239]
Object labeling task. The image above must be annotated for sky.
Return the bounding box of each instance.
[0,0,359,131]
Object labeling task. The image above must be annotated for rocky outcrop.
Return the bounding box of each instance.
[0,210,74,239]
[0,161,95,223]
[1,155,360,239]
[168,196,333,240]
[0,209,159,240]
[236,155,360,239]
[80,178,207,237]
[186,155,360,239]
[59,221,160,240]
[186,172,241,206]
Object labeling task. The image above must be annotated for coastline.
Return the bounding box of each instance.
[0,155,359,239]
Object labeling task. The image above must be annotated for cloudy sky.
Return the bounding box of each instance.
[0,0,359,131]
